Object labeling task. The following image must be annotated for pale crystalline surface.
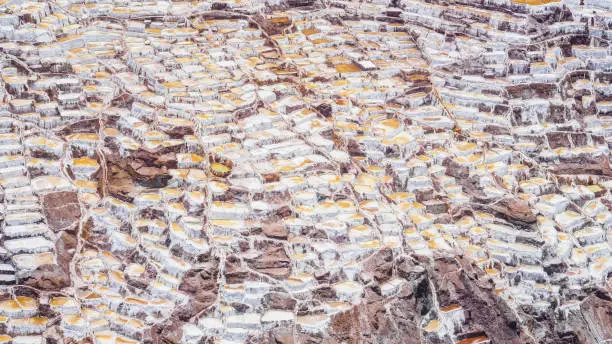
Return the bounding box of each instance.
[0,0,611,343]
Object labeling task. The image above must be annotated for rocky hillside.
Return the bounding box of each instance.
[0,0,610,343]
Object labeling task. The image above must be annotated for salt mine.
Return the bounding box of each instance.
[0,0,610,343]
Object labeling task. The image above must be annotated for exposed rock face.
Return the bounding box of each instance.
[550,156,612,177]
[177,257,220,320]
[262,222,289,240]
[578,292,612,343]
[151,318,185,344]
[268,328,295,344]
[485,197,538,224]
[20,264,71,290]
[327,254,431,344]
[42,191,81,232]
[263,292,297,310]
[106,149,176,196]
[431,257,522,343]
[362,247,394,283]
[19,194,78,290]
[247,242,292,279]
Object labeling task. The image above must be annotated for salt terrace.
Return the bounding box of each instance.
[0,0,610,343]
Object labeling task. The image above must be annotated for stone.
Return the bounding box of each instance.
[177,258,219,320]
[432,257,523,343]
[263,222,288,240]
[42,191,81,232]
[263,292,297,310]
[20,264,70,290]
[363,248,394,283]
[247,243,292,279]
[486,197,537,224]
